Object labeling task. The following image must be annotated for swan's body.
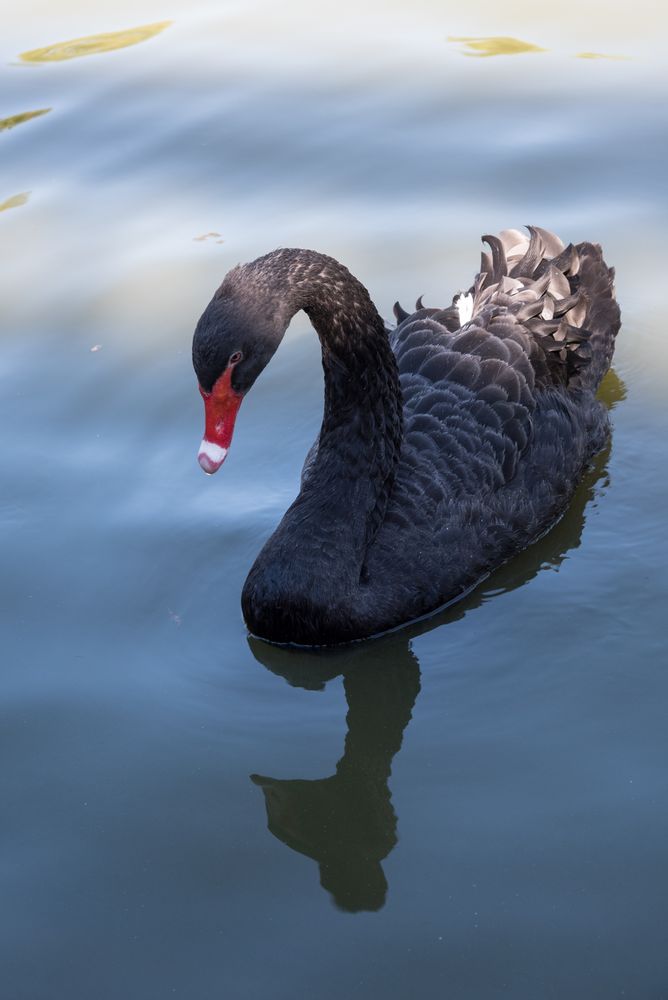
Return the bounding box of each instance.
[192,227,620,645]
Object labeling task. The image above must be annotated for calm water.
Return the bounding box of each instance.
[2,2,668,997]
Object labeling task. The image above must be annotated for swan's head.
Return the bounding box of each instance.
[192,266,290,474]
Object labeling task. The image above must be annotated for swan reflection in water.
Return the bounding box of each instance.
[252,640,421,912]
[249,370,625,913]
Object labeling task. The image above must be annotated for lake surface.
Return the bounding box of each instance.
[2,2,667,997]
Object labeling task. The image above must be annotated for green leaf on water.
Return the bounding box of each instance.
[0,192,30,213]
[0,108,51,131]
[447,36,546,57]
[20,21,172,63]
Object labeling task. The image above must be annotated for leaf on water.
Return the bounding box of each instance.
[20,21,172,63]
[0,108,51,132]
[0,192,30,213]
[447,36,546,57]
[576,52,629,60]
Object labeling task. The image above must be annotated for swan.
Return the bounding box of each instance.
[192,227,620,646]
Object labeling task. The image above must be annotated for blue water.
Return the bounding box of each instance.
[2,4,667,997]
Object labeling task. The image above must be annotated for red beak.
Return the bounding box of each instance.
[197,367,243,474]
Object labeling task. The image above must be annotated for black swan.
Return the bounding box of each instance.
[192,227,620,646]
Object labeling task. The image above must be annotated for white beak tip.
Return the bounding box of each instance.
[197,440,228,474]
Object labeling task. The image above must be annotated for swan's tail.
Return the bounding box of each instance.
[468,226,621,392]
[570,240,621,390]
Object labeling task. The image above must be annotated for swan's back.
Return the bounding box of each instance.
[391,226,619,494]
[357,228,620,628]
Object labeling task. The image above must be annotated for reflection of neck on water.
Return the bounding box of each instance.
[252,648,421,912]
[249,367,625,912]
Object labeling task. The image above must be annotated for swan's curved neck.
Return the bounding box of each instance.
[248,248,403,544]
[294,251,402,521]
[241,250,403,640]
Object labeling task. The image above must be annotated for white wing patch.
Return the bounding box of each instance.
[456,292,474,327]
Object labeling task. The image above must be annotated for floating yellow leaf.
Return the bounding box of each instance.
[20,21,172,63]
[448,36,546,57]
[0,108,51,132]
[576,51,629,60]
[0,192,30,212]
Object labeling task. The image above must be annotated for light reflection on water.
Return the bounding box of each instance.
[1,2,668,998]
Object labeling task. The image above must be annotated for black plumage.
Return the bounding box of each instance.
[192,227,621,645]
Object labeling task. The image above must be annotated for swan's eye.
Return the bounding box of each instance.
[229,351,243,365]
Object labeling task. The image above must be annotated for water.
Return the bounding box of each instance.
[2,2,667,997]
